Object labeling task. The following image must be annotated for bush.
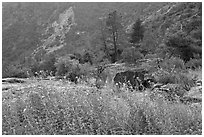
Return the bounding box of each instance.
[78,63,92,76]
[121,47,144,63]
[55,62,68,76]
[144,54,159,59]
[28,54,57,77]
[55,56,96,84]
[165,33,193,62]
[160,57,186,72]
[185,58,202,70]
[55,57,80,76]
[39,54,57,75]
[165,32,201,62]
[30,62,41,76]
[2,64,29,78]
[156,71,196,91]
[176,73,196,91]
[156,73,177,84]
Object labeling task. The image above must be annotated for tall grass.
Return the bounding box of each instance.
[2,81,202,135]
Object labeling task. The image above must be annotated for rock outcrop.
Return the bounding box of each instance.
[33,7,76,56]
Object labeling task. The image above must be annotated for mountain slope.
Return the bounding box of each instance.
[2,2,201,77]
[2,2,166,64]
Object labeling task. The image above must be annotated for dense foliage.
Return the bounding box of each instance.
[130,18,145,44]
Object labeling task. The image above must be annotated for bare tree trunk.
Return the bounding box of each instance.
[102,29,109,57]
[100,20,110,59]
[113,31,117,63]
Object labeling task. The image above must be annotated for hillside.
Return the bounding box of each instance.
[2,2,167,71]
[2,2,201,70]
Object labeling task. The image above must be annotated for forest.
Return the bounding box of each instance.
[2,2,202,135]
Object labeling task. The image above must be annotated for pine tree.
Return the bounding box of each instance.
[105,10,124,63]
[130,18,145,44]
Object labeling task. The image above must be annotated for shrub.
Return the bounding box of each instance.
[29,54,57,77]
[2,64,29,78]
[39,54,57,75]
[55,57,80,76]
[165,33,194,62]
[160,57,186,72]
[121,47,144,63]
[185,58,202,70]
[55,57,96,84]
[176,73,196,91]
[81,52,93,65]
[157,73,177,84]
[156,71,195,91]
[165,31,202,62]
[55,62,67,76]
[144,54,159,59]
[78,63,93,77]
[30,62,41,76]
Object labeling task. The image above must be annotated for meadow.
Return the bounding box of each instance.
[2,77,202,135]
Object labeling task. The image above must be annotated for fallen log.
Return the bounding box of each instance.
[2,78,26,83]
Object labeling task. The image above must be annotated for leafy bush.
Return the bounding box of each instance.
[29,55,57,77]
[2,64,29,78]
[55,56,97,84]
[55,57,80,76]
[30,62,41,76]
[121,47,144,63]
[176,73,196,91]
[185,58,202,70]
[144,54,159,59]
[39,54,57,75]
[78,63,92,76]
[156,72,177,84]
[55,61,68,76]
[165,32,201,62]
[156,71,196,91]
[154,57,195,91]
[81,52,93,65]
[160,57,186,72]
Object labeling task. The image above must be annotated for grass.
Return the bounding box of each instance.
[2,79,202,135]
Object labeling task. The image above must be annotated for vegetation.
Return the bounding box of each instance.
[2,80,201,135]
[2,2,202,135]
[130,18,145,44]
[2,2,202,76]
[121,47,144,63]
[185,58,202,70]
[165,32,201,62]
